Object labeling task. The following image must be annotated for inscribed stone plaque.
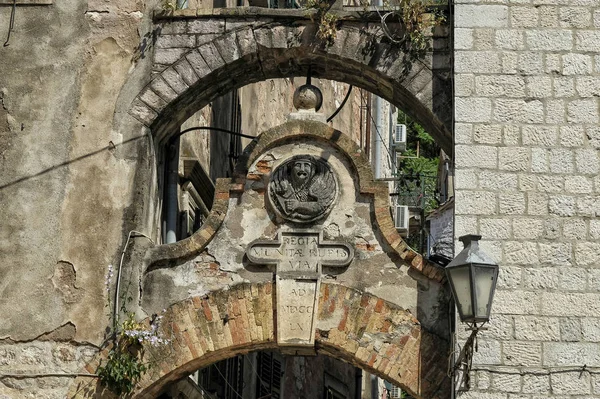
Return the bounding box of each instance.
[276,276,319,346]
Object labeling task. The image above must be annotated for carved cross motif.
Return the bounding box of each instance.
[246,230,354,349]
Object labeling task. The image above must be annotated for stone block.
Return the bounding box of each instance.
[513,218,543,239]
[549,148,574,174]
[562,53,593,75]
[161,67,189,94]
[522,126,557,146]
[495,29,524,50]
[504,241,538,264]
[455,190,497,215]
[554,76,575,97]
[517,52,544,75]
[559,267,586,290]
[473,124,503,145]
[503,125,520,145]
[480,218,512,239]
[575,242,600,266]
[518,174,536,191]
[173,58,200,87]
[455,97,493,122]
[515,316,560,341]
[545,52,561,74]
[548,194,576,216]
[525,76,552,98]
[577,195,600,217]
[155,34,195,49]
[139,87,167,112]
[503,341,542,366]
[523,267,559,289]
[575,148,600,174]
[187,19,225,35]
[499,192,526,214]
[455,145,498,168]
[494,99,544,124]
[526,29,573,50]
[589,269,600,291]
[522,374,550,394]
[502,52,518,74]
[560,6,591,27]
[563,219,587,239]
[536,175,563,192]
[129,98,158,126]
[454,28,474,49]
[499,147,529,172]
[150,76,178,103]
[545,344,600,370]
[185,49,212,79]
[493,287,538,315]
[491,373,521,393]
[560,125,585,147]
[545,99,566,124]
[475,75,526,97]
[455,169,478,189]
[479,171,518,191]
[541,292,600,316]
[576,30,600,51]
[455,122,473,144]
[586,127,600,149]
[539,5,558,27]
[455,5,509,27]
[197,42,225,71]
[527,192,549,215]
[455,74,474,96]
[154,47,188,66]
[454,215,478,238]
[565,175,593,193]
[472,339,502,365]
[560,317,582,341]
[576,76,600,97]
[511,6,539,27]
[455,51,502,74]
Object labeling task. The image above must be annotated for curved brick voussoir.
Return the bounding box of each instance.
[130,14,452,153]
[68,282,449,399]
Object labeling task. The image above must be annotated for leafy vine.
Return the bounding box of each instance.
[98,265,170,396]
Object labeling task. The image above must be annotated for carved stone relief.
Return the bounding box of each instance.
[268,155,337,224]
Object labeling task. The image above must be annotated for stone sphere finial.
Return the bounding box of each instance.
[293,84,323,112]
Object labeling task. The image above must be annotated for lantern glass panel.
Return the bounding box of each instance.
[448,265,473,320]
[474,265,496,319]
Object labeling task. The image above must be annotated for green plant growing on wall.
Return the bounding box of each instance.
[305,0,340,46]
[97,313,169,395]
[99,265,169,395]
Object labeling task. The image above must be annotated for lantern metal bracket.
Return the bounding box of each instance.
[449,322,488,391]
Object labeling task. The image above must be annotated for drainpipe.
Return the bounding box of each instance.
[165,138,180,244]
[372,0,384,179]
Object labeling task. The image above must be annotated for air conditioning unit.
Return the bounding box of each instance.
[395,205,409,231]
[389,386,402,399]
[393,123,407,152]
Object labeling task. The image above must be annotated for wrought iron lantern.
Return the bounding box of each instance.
[445,234,499,327]
[446,234,499,390]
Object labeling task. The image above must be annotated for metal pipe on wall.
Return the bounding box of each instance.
[165,138,180,244]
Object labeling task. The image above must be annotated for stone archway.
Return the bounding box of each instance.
[68,282,450,399]
[129,12,452,152]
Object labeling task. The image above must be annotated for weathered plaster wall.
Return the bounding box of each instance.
[0,0,160,396]
[454,0,600,396]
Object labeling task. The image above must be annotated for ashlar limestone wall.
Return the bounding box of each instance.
[454,0,600,396]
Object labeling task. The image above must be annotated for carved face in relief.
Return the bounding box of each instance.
[291,160,314,187]
[268,155,337,224]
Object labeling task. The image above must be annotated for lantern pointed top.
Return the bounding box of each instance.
[448,234,497,268]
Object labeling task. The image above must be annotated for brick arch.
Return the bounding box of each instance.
[129,16,452,153]
[67,282,450,399]
[145,120,446,283]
